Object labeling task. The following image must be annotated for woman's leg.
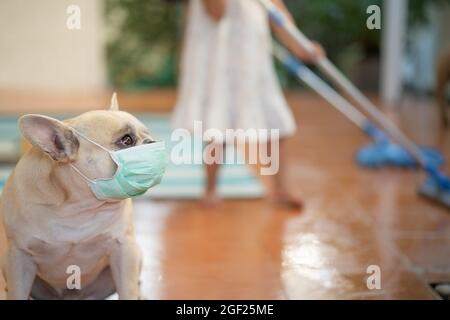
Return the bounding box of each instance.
[271,138,303,209]
[203,142,225,206]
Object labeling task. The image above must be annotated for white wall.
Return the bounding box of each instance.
[380,0,408,104]
[0,0,106,91]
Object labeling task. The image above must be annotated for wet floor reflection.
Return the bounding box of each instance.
[279,170,444,299]
[150,201,294,299]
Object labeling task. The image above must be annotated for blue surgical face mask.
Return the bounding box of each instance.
[69,128,168,201]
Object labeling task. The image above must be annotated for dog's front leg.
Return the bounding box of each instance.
[5,245,37,300]
[109,239,141,300]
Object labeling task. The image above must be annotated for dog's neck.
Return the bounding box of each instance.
[23,148,123,215]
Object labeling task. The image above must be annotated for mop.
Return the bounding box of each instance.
[273,44,443,169]
[260,0,450,208]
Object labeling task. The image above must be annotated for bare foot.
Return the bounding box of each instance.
[201,191,221,207]
[274,191,304,211]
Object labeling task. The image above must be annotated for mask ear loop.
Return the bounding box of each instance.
[70,163,94,183]
[70,127,112,154]
[68,127,114,183]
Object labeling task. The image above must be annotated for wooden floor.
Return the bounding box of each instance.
[1,91,449,299]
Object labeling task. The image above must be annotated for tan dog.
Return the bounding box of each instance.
[0,94,153,299]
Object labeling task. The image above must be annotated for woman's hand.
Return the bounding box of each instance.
[300,41,326,64]
[270,0,326,64]
[202,0,227,22]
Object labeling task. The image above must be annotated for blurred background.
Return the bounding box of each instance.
[1,0,449,93]
[1,0,450,299]
[0,0,448,156]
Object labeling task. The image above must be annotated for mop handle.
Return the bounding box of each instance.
[259,0,427,167]
[274,44,390,144]
[273,44,367,129]
[318,59,425,162]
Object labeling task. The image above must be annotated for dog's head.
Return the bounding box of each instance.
[19,93,155,180]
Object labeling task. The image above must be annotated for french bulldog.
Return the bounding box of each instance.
[0,94,155,299]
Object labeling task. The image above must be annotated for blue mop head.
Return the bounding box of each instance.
[357,122,445,168]
[356,143,445,168]
[418,166,450,209]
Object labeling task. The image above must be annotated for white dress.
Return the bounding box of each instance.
[172,0,296,139]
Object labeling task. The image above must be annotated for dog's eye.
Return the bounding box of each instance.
[120,134,134,146]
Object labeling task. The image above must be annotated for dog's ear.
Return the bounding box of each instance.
[109,92,119,111]
[19,114,79,162]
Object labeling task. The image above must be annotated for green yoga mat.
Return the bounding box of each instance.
[0,114,265,199]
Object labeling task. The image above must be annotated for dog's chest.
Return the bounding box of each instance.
[44,204,128,243]
[29,233,114,266]
[22,204,130,281]
[28,233,115,287]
